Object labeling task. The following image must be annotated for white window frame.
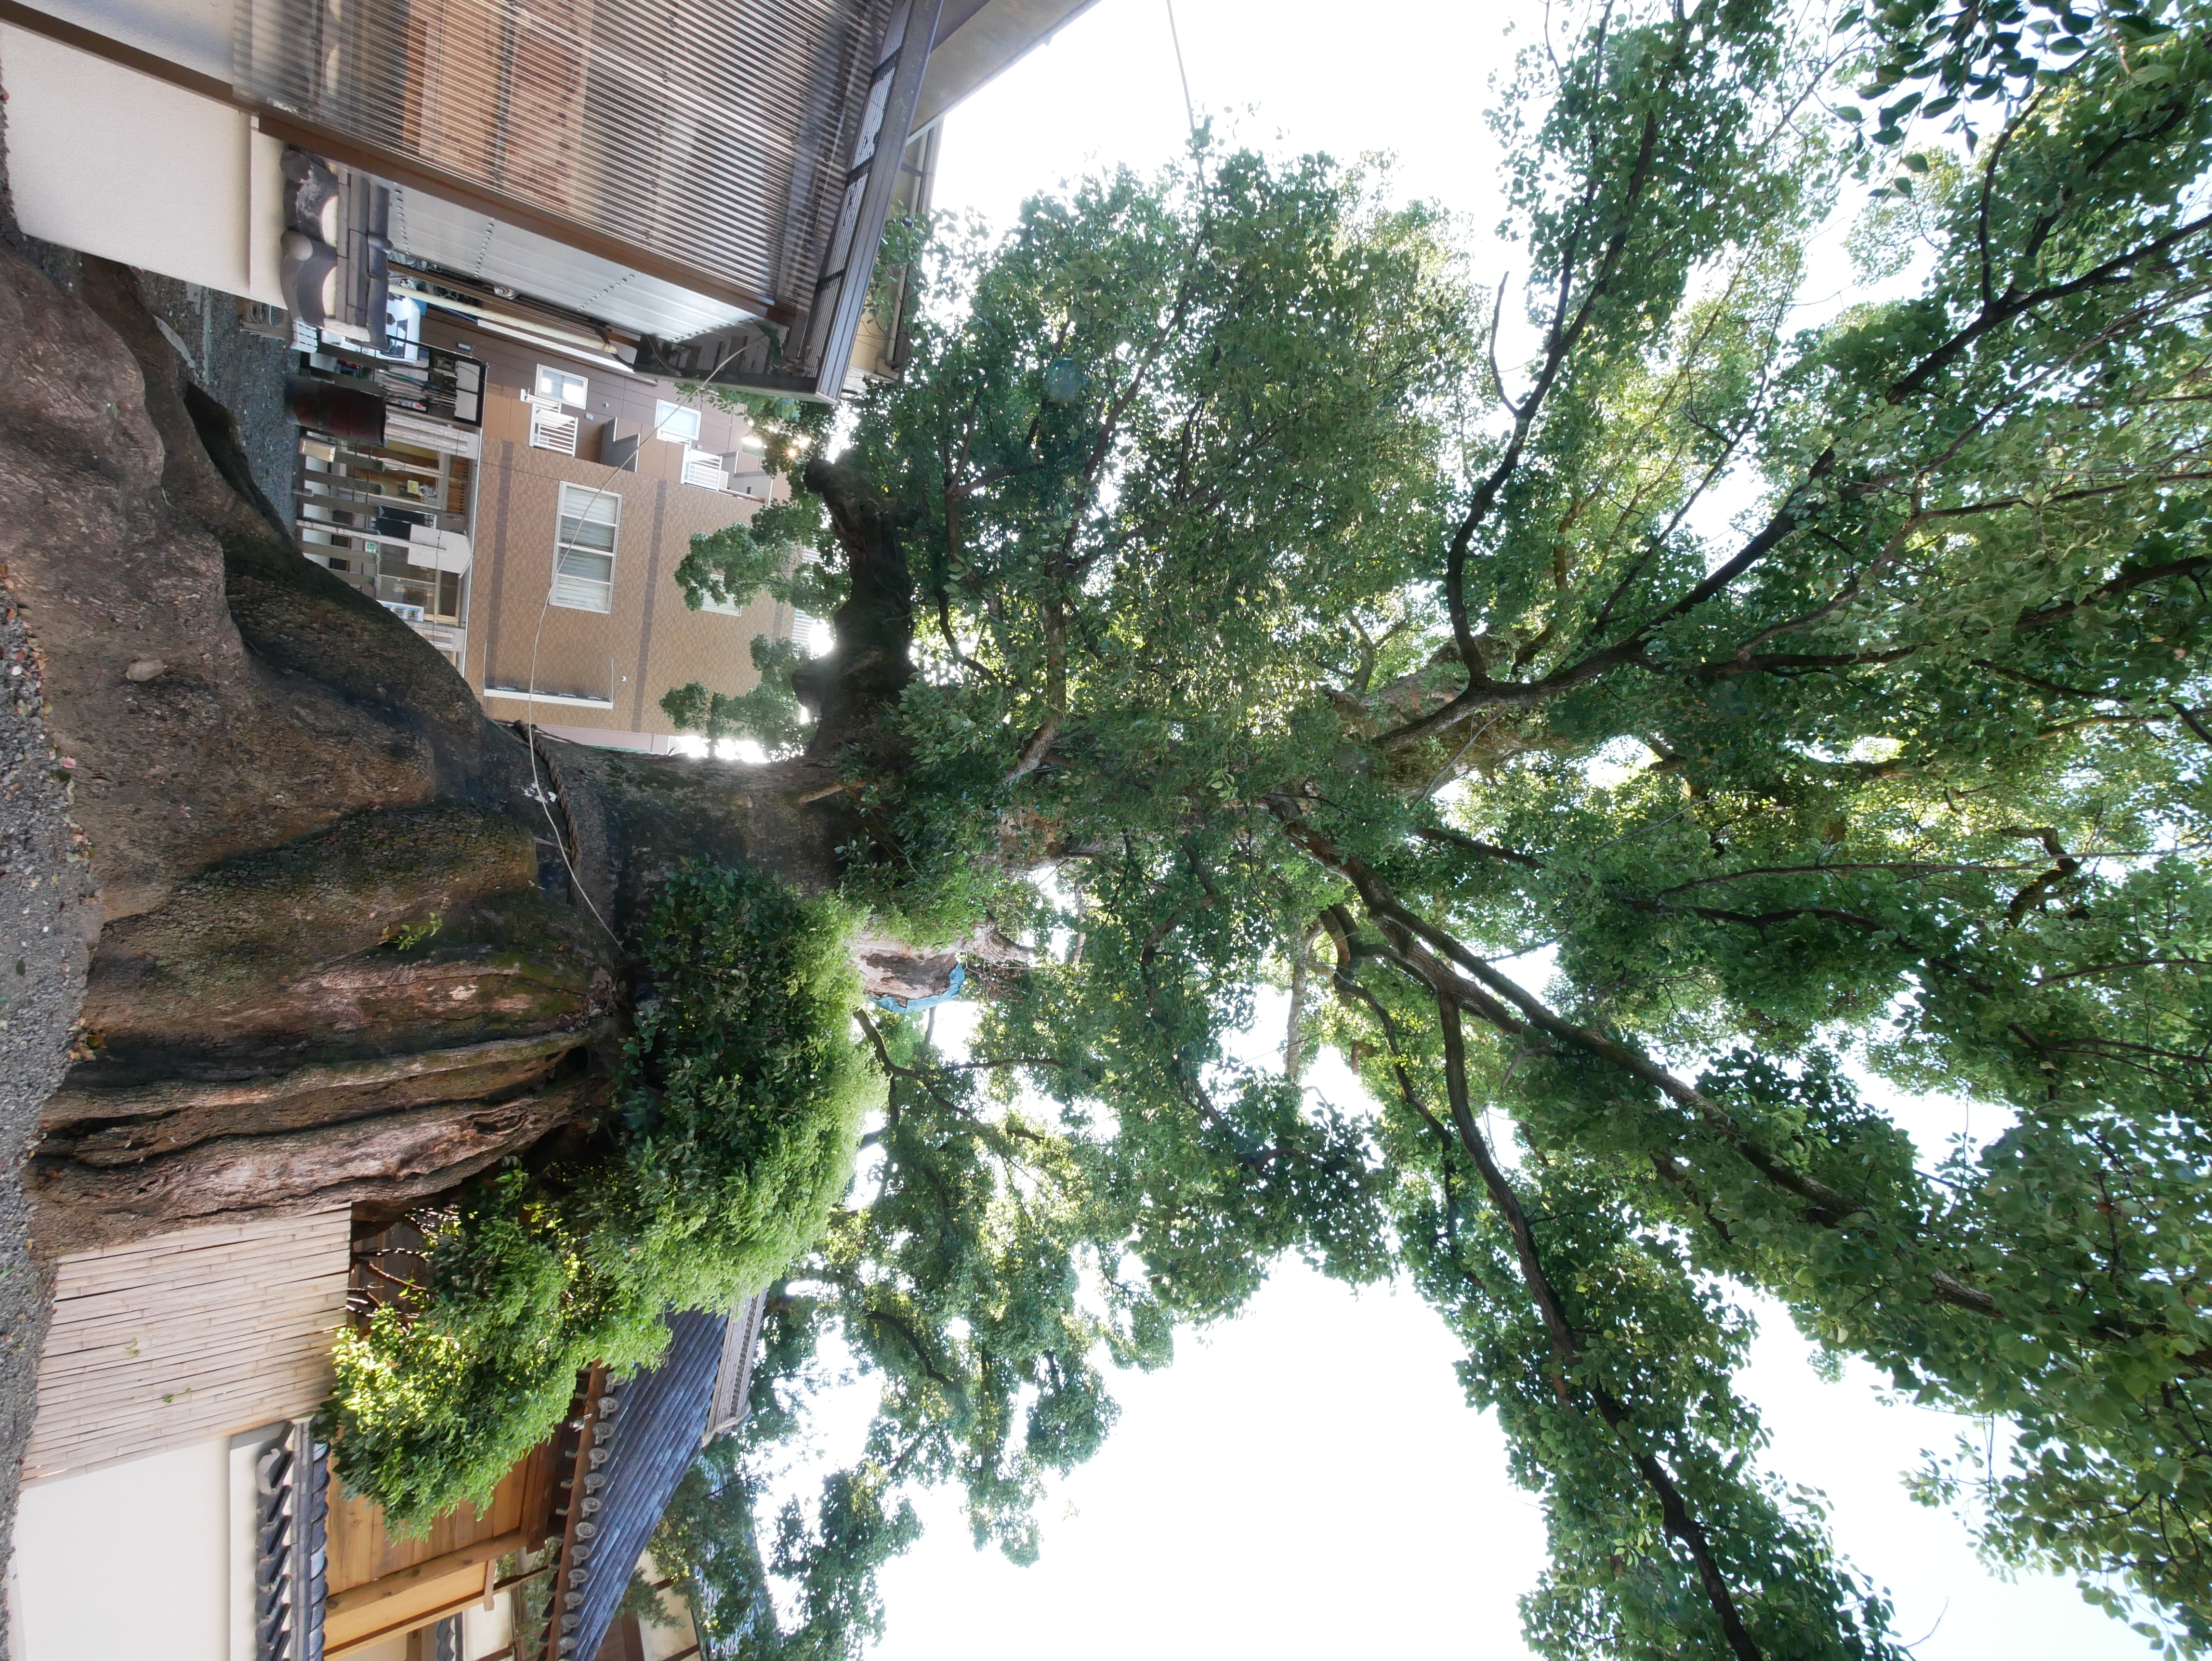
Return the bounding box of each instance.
[535,365,588,407]
[552,482,620,612]
[654,399,702,443]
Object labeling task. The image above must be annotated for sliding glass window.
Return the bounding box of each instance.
[553,483,620,612]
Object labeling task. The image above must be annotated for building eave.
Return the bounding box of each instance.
[910,0,1106,134]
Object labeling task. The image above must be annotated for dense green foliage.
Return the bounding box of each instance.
[662,635,813,754]
[328,868,877,1527]
[650,1007,1381,1659]
[642,0,2212,1648]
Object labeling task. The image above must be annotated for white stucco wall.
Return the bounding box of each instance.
[13,0,233,81]
[462,1594,515,1658]
[0,24,284,303]
[16,1436,229,1661]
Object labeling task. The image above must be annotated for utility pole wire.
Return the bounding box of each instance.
[1164,0,1198,139]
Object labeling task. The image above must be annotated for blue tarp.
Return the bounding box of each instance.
[872,960,964,1013]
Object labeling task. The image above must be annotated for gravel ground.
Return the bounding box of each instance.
[0,109,85,1651]
[0,582,87,1573]
[137,272,300,513]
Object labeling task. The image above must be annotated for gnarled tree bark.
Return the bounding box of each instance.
[4,247,938,1252]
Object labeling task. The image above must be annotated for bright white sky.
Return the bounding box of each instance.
[817,2,2162,1656]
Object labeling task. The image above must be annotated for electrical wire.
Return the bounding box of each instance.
[515,358,751,944]
[1164,0,1198,138]
[523,570,619,944]
[1163,0,1212,202]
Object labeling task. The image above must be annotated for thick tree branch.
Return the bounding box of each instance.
[1413,824,1547,869]
[1006,716,1060,781]
[1436,995,1765,1661]
[1377,198,2210,754]
[1430,31,1689,701]
[797,454,918,754]
[1269,799,1869,1221]
[1886,211,2212,404]
[1381,449,1842,747]
[2014,555,2212,632]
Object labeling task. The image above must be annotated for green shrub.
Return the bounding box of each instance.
[328,866,878,1529]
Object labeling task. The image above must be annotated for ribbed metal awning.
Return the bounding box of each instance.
[232,0,909,358]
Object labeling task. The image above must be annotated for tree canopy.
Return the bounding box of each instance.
[645,0,2212,1652]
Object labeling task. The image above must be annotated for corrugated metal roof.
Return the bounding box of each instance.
[558,1310,727,1661]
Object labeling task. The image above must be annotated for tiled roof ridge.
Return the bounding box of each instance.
[547,1309,729,1661]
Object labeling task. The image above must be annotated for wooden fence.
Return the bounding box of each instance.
[25,1207,351,1482]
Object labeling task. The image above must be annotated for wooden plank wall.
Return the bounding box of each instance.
[327,1443,547,1595]
[24,1208,351,1482]
[323,1441,556,1656]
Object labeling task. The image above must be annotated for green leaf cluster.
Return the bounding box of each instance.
[664,635,813,754]
[648,1004,1384,1655]
[326,867,878,1528]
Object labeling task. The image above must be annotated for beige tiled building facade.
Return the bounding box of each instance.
[425,315,791,751]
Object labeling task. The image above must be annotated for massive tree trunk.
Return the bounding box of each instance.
[1,248,921,1254]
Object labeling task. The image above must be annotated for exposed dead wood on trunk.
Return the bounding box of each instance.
[74,804,606,1058]
[39,797,618,1246]
[847,922,1035,1004]
[40,1025,611,1168]
[31,1080,598,1255]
